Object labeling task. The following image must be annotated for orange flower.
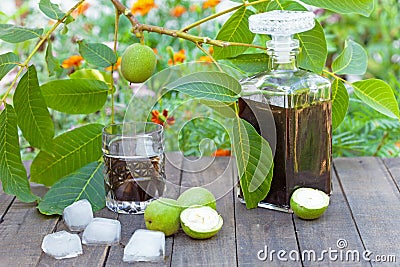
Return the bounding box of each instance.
[198,56,213,63]
[212,149,231,157]
[171,5,186,17]
[151,109,175,126]
[105,57,121,71]
[396,142,400,148]
[61,55,83,68]
[209,46,214,55]
[168,49,186,65]
[131,0,157,16]
[72,2,90,18]
[190,4,199,12]
[198,47,214,63]
[203,0,220,9]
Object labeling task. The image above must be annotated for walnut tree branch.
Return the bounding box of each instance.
[110,0,266,50]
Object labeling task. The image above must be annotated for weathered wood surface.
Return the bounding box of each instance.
[0,156,399,267]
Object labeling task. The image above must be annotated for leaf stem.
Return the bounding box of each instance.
[226,42,265,50]
[181,3,243,32]
[195,43,223,72]
[181,0,271,32]
[246,0,272,7]
[1,66,25,104]
[110,8,121,124]
[323,70,352,87]
[1,0,86,104]
[373,131,389,156]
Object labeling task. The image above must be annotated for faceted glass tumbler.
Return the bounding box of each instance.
[102,122,166,214]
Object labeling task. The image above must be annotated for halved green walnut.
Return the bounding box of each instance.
[180,206,223,239]
[290,187,330,220]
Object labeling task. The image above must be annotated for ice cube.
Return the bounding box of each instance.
[123,229,165,262]
[82,218,121,245]
[41,231,83,259]
[63,199,93,231]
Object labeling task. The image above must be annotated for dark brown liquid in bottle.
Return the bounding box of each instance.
[238,97,332,209]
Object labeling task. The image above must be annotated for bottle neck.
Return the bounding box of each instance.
[269,52,298,71]
[266,36,299,71]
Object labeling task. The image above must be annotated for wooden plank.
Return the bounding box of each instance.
[235,196,300,265]
[0,161,32,222]
[171,156,237,266]
[383,158,400,191]
[233,156,300,267]
[2,156,398,266]
[0,183,15,224]
[294,169,367,266]
[0,197,59,266]
[105,151,183,267]
[334,157,400,266]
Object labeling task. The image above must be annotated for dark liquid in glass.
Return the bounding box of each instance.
[104,154,165,202]
[238,97,332,209]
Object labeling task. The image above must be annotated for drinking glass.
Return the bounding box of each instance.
[102,122,165,214]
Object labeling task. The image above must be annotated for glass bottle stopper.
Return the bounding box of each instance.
[248,10,315,63]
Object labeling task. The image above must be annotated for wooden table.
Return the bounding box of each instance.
[1,155,399,266]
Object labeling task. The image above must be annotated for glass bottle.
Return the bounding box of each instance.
[238,11,332,212]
